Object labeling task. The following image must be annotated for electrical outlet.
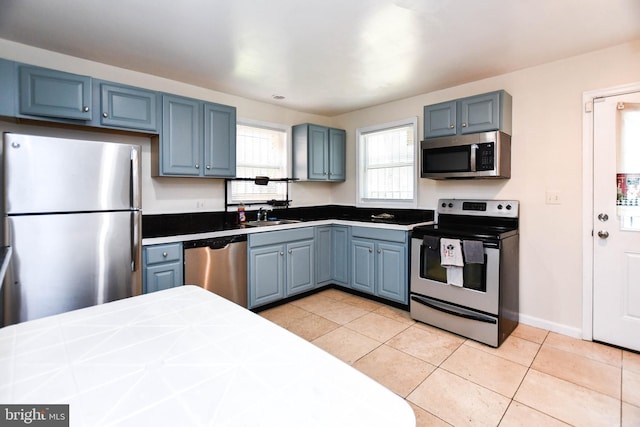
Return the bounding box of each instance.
[196,200,205,209]
[545,191,561,205]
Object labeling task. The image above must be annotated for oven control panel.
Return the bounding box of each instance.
[437,199,519,217]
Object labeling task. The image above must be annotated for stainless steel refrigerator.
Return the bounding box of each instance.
[2,133,142,326]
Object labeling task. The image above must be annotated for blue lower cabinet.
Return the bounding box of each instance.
[143,242,183,293]
[350,238,376,294]
[248,228,315,309]
[349,227,408,304]
[249,243,286,307]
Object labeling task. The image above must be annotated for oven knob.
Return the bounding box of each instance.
[497,204,503,210]
[441,202,447,208]
[506,204,512,210]
[448,203,453,208]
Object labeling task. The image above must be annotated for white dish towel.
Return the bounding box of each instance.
[440,238,464,287]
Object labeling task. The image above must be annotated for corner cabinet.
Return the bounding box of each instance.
[293,123,346,181]
[143,242,184,293]
[423,90,512,139]
[155,94,236,178]
[249,227,315,309]
[18,64,92,121]
[350,227,408,304]
[315,225,349,287]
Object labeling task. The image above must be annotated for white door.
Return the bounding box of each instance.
[592,91,640,352]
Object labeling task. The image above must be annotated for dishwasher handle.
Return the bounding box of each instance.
[183,234,247,250]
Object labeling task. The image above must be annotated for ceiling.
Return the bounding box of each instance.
[0,0,639,116]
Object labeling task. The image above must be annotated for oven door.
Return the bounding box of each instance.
[410,237,499,315]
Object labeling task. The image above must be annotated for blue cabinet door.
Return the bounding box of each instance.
[308,124,329,180]
[19,65,92,120]
[376,241,407,303]
[460,91,500,134]
[329,128,346,181]
[145,263,182,293]
[100,82,158,131]
[143,242,184,293]
[286,239,315,295]
[161,95,201,176]
[332,225,349,286]
[249,244,285,308]
[351,238,375,294]
[0,58,16,117]
[424,100,457,138]
[203,102,236,177]
[315,226,333,286]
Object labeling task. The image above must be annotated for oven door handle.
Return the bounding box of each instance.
[411,295,497,324]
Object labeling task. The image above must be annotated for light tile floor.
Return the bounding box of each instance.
[259,288,640,427]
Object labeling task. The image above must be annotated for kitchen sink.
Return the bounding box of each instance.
[244,219,302,227]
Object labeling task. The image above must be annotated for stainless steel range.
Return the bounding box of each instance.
[410,199,519,347]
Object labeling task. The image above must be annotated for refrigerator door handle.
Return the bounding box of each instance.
[131,211,140,272]
[130,147,140,210]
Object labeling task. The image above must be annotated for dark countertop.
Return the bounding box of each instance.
[143,205,434,239]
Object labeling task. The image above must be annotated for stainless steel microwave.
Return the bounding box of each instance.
[420,131,511,179]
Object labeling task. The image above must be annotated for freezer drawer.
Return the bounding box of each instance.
[2,211,142,325]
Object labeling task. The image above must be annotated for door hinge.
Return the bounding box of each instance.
[585,101,593,113]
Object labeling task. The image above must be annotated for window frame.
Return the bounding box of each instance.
[356,117,418,209]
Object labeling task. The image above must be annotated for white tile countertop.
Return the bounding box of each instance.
[143,218,433,245]
[0,285,416,427]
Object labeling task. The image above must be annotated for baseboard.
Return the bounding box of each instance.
[518,313,583,340]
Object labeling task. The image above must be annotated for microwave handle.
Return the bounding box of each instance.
[470,144,478,172]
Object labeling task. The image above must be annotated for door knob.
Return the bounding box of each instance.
[597,230,609,239]
[598,213,609,222]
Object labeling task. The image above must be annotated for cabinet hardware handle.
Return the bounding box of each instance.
[461,123,467,127]
[288,249,292,254]
[195,163,200,169]
[377,249,381,253]
[368,248,372,253]
[162,252,168,257]
[103,112,108,118]
[206,165,211,170]
[83,106,89,112]
[280,251,284,256]
[449,124,455,129]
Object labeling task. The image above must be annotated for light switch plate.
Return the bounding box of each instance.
[545,191,561,205]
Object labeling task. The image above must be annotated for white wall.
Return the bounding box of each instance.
[2,37,640,336]
[333,40,640,336]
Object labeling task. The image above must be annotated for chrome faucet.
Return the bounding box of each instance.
[257,208,267,221]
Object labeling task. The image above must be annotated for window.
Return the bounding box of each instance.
[357,117,417,207]
[230,121,288,204]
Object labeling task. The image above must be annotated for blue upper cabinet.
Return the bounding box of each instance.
[423,100,457,138]
[424,90,512,139]
[0,58,16,117]
[328,128,346,181]
[293,123,346,182]
[19,65,92,120]
[158,94,236,178]
[203,102,236,177]
[161,94,202,176]
[97,82,158,132]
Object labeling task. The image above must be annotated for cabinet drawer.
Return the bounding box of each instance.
[350,227,406,243]
[145,243,182,265]
[249,227,314,247]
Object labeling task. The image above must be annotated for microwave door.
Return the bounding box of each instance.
[423,145,471,174]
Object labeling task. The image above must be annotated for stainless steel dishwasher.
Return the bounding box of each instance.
[183,234,247,307]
